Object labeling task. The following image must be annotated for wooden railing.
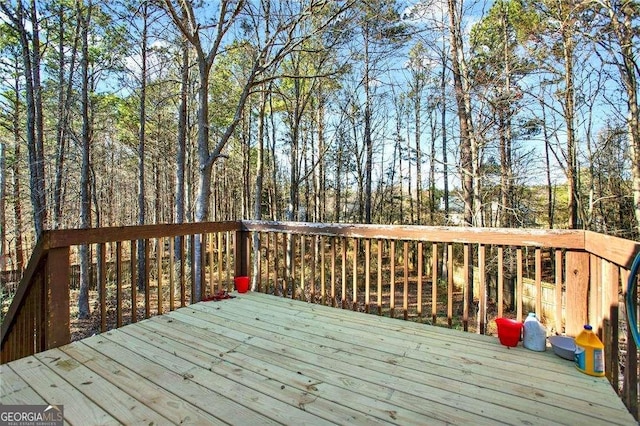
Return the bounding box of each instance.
[1,221,638,418]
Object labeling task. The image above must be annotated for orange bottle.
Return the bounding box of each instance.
[574,325,605,377]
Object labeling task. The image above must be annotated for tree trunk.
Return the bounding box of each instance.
[440,39,450,226]
[9,73,24,271]
[415,88,422,225]
[136,2,149,292]
[558,13,579,229]
[269,94,280,221]
[78,0,93,319]
[499,4,513,228]
[542,102,555,229]
[53,5,79,229]
[174,32,188,275]
[252,84,267,290]
[448,0,474,227]
[30,0,46,236]
[448,0,476,322]
[363,31,373,224]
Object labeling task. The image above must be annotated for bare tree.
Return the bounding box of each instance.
[161,0,352,299]
[1,0,47,237]
[591,0,640,234]
[447,0,476,227]
[77,0,93,319]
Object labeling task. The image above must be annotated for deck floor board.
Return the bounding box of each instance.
[1,292,636,425]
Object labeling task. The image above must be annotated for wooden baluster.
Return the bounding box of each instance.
[145,239,151,316]
[535,248,542,317]
[555,249,563,334]
[341,237,347,309]
[189,234,195,302]
[300,235,306,301]
[180,236,186,307]
[352,238,358,311]
[462,244,473,331]
[266,232,271,294]
[169,237,175,311]
[365,239,370,314]
[274,233,280,296]
[209,233,215,296]
[417,241,423,321]
[517,248,523,322]
[320,235,326,304]
[602,260,619,387]
[157,237,163,315]
[377,239,383,316]
[283,233,289,297]
[100,243,107,333]
[432,243,438,325]
[331,237,336,307]
[226,231,231,290]
[116,241,123,328]
[311,235,316,302]
[479,244,486,335]
[403,241,409,321]
[390,240,395,318]
[497,246,504,319]
[131,239,137,323]
[257,232,263,293]
[447,244,453,328]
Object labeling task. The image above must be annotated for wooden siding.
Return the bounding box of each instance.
[2,292,635,425]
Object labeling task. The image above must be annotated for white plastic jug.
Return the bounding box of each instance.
[523,313,546,351]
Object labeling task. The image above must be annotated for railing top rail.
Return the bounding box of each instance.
[47,221,242,248]
[242,221,587,249]
[584,231,640,269]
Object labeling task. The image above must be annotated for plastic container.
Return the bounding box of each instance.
[495,318,523,347]
[234,276,250,293]
[548,335,576,360]
[574,325,605,377]
[523,313,546,351]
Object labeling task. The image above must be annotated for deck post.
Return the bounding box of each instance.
[235,228,250,279]
[564,250,589,336]
[45,246,70,349]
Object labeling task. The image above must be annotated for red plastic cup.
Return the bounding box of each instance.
[495,317,523,347]
[234,276,250,293]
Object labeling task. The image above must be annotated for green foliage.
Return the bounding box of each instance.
[469,0,540,83]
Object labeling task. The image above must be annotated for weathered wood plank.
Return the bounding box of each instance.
[59,341,216,425]
[144,312,494,425]
[80,332,279,425]
[222,300,626,419]
[98,327,328,425]
[34,349,168,425]
[1,364,47,403]
[7,355,118,424]
[2,292,635,426]
[129,318,392,425]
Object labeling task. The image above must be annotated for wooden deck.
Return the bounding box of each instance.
[1,292,636,425]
